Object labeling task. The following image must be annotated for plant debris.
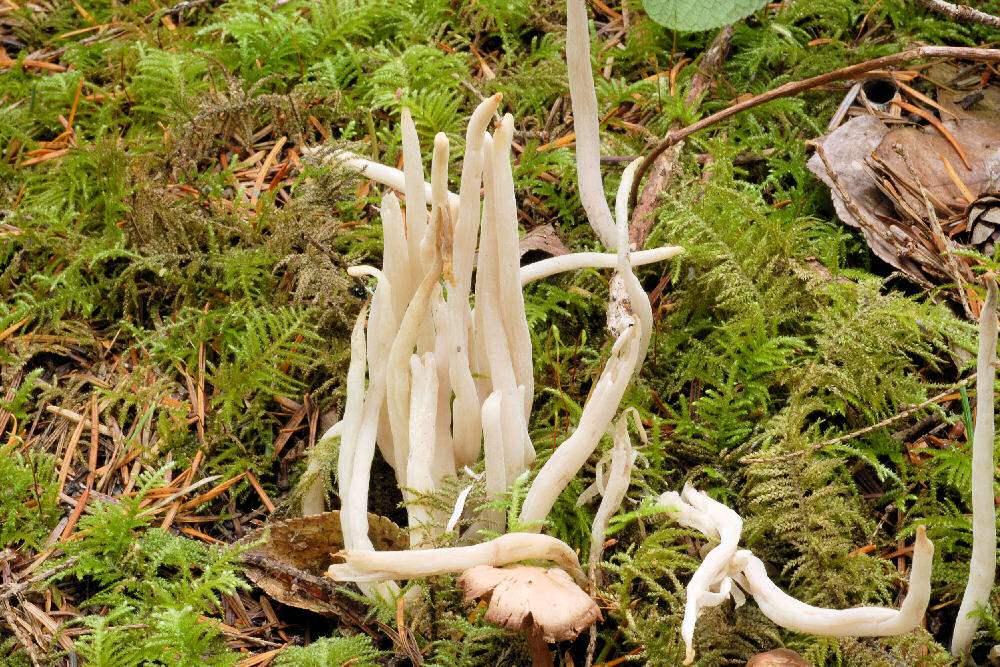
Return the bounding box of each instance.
[808,61,1000,315]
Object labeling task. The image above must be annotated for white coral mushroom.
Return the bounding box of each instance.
[660,486,934,664]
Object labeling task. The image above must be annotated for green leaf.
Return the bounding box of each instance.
[642,0,767,32]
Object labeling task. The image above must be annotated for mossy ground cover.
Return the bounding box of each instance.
[1,0,999,664]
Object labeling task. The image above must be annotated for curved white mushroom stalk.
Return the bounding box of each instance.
[660,486,935,665]
[952,276,998,656]
[661,485,743,665]
[519,246,684,285]
[328,532,587,586]
[588,415,633,584]
[566,0,617,249]
[519,160,647,530]
[519,323,640,529]
[735,531,933,636]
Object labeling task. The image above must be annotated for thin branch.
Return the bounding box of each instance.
[912,0,1000,28]
[741,374,977,464]
[628,46,1000,212]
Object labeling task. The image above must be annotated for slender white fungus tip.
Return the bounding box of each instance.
[615,159,643,245]
[431,133,451,216]
[328,532,588,585]
[320,420,344,445]
[952,277,998,656]
[566,0,617,249]
[466,93,503,148]
[519,246,685,285]
[588,416,633,584]
[446,483,476,533]
[519,324,640,528]
[346,265,385,280]
[319,149,459,206]
[431,133,454,279]
[662,488,935,663]
[401,107,429,291]
[623,406,649,446]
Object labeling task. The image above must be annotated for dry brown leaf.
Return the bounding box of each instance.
[240,511,403,616]
[518,224,570,259]
[871,119,1000,214]
[807,115,923,277]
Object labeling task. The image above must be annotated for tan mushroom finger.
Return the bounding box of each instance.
[328,532,587,585]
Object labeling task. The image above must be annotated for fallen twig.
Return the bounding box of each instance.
[629,46,1000,212]
[912,0,1000,28]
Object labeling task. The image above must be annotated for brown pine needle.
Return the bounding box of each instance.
[893,99,972,170]
[57,411,88,496]
[246,471,275,513]
[938,153,975,204]
[179,472,247,511]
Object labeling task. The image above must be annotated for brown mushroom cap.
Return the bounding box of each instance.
[458,564,602,642]
[745,648,814,667]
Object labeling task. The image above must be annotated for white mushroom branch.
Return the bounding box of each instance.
[303,91,678,583]
[294,0,684,598]
[660,485,934,665]
[290,3,688,658]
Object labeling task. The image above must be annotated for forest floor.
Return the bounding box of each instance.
[2,0,1000,665]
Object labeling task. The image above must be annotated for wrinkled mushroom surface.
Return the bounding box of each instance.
[458,564,601,643]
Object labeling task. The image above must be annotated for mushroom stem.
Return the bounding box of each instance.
[385,215,443,489]
[312,149,459,207]
[525,626,555,667]
[406,352,439,547]
[518,246,684,285]
[519,324,640,529]
[566,0,617,248]
[661,487,935,663]
[401,108,429,292]
[952,276,999,656]
[588,416,633,584]
[328,532,587,585]
[492,115,534,418]
[300,421,343,516]
[735,527,934,636]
